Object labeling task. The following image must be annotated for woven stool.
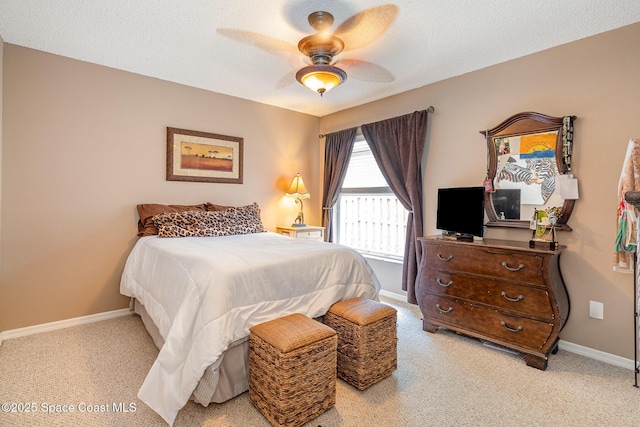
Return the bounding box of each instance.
[249,313,337,427]
[324,297,397,390]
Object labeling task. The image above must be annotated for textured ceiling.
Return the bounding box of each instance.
[1,0,639,117]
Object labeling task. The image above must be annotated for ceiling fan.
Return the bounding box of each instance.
[296,11,348,96]
[217,5,397,96]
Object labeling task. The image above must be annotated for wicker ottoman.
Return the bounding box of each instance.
[324,297,397,390]
[249,313,337,427]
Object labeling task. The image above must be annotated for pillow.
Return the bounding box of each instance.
[136,203,207,237]
[153,202,266,238]
[205,202,231,212]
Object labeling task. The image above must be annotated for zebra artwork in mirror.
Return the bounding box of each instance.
[481,112,576,230]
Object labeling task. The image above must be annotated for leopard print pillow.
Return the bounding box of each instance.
[152,202,265,238]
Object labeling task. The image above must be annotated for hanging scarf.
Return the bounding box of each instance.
[614,139,640,273]
[615,198,636,254]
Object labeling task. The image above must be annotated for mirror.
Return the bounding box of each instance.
[480,112,576,231]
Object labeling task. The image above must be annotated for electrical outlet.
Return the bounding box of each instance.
[589,300,604,320]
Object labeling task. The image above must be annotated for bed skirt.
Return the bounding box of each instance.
[132,298,250,405]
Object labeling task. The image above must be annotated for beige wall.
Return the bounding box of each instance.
[0,45,320,331]
[0,34,3,332]
[320,23,640,359]
[2,23,640,360]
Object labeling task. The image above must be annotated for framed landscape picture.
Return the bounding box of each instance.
[166,127,243,183]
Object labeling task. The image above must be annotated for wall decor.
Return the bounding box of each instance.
[480,112,576,230]
[166,127,243,183]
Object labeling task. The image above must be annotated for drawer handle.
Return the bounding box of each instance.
[500,321,523,333]
[501,261,525,272]
[436,278,453,287]
[501,291,524,302]
[436,304,453,314]
[437,253,453,261]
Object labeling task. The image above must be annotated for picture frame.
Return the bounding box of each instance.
[166,127,243,184]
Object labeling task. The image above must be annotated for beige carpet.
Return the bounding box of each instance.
[1,297,638,427]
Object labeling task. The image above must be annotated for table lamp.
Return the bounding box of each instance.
[286,173,310,227]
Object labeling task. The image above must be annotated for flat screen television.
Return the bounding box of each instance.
[436,186,485,241]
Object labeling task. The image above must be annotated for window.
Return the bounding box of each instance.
[334,138,408,260]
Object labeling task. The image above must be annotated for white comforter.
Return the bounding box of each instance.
[120,232,380,425]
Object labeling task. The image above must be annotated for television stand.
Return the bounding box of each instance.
[441,231,474,242]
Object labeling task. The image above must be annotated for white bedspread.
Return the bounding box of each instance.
[120,232,380,425]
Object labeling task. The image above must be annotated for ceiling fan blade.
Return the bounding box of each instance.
[275,70,297,89]
[288,52,312,70]
[335,4,398,51]
[217,28,297,54]
[336,59,395,83]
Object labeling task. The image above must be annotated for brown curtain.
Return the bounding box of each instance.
[321,128,357,242]
[361,110,430,304]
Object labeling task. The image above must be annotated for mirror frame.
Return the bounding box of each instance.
[480,111,576,231]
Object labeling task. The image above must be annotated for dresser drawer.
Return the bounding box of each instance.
[277,226,325,241]
[418,272,553,320]
[295,230,323,239]
[421,294,554,351]
[424,243,545,285]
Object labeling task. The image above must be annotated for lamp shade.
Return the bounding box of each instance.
[295,64,347,96]
[287,173,310,199]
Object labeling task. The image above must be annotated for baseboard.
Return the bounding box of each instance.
[0,303,635,372]
[558,340,635,370]
[379,289,407,302]
[377,290,636,371]
[0,308,132,347]
[0,294,407,344]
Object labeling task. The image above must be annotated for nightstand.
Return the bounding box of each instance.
[276,225,325,241]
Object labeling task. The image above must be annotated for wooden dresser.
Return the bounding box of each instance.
[416,236,570,370]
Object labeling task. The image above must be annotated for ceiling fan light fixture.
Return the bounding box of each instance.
[296,64,347,96]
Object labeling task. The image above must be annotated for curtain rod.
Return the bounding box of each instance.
[318,105,435,138]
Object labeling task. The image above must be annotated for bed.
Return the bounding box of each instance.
[120,202,381,425]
